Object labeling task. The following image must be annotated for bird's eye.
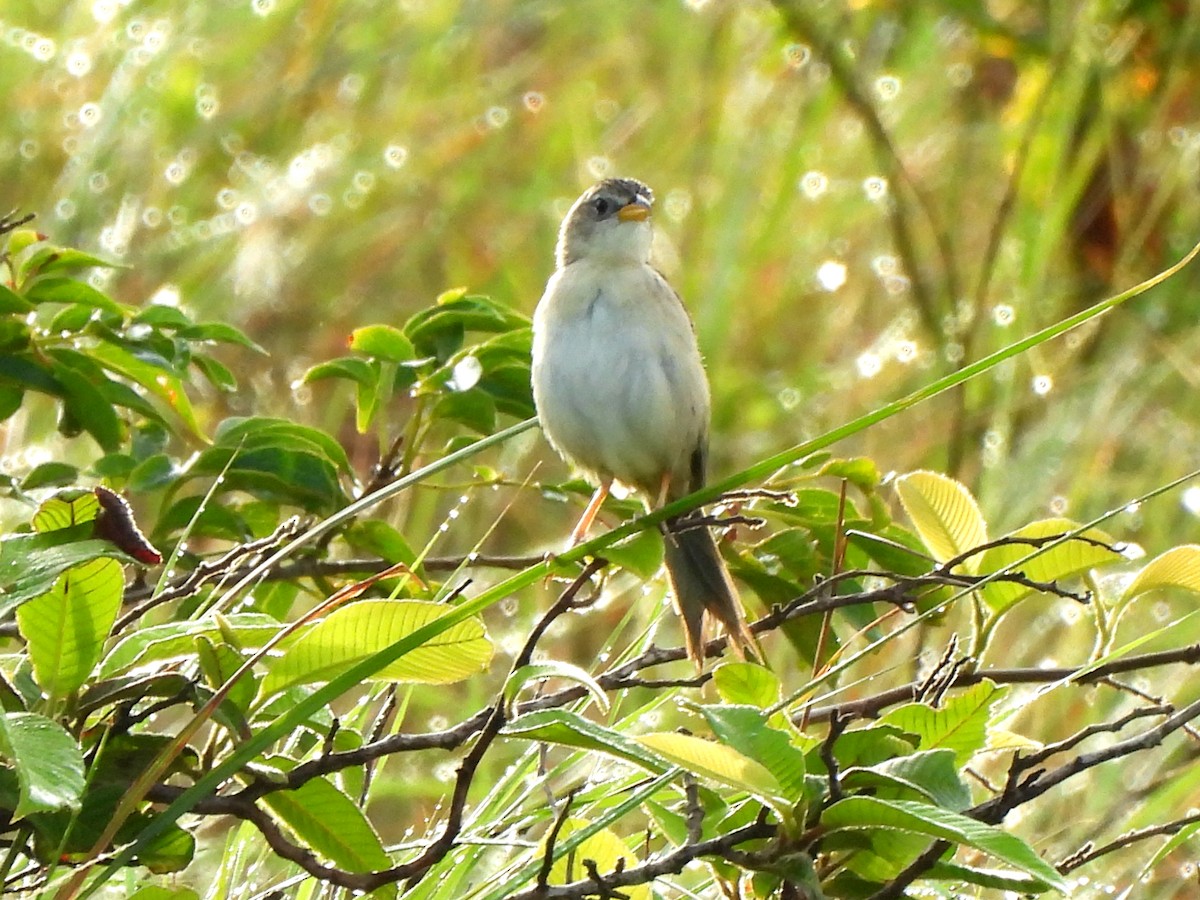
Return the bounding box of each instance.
[592,197,612,216]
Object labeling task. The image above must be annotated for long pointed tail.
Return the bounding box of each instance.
[662,514,757,668]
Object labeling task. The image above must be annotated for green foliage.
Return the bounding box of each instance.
[4,3,1200,896]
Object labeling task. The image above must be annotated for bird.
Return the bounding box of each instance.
[531,177,757,668]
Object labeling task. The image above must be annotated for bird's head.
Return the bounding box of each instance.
[556,178,654,267]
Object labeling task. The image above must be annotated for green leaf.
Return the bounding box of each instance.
[98,614,280,677]
[0,352,62,395]
[24,276,126,314]
[818,456,881,491]
[213,416,354,475]
[894,471,988,572]
[178,321,265,352]
[604,526,665,579]
[0,712,85,817]
[712,662,780,707]
[0,283,34,313]
[261,600,493,696]
[978,519,1121,611]
[33,491,100,530]
[1120,544,1200,602]
[822,796,1068,891]
[343,520,416,566]
[502,709,671,773]
[842,749,972,811]
[54,365,124,451]
[700,704,807,800]
[432,390,496,434]
[350,324,416,361]
[87,341,203,439]
[404,294,529,361]
[132,305,194,328]
[192,354,238,392]
[261,774,392,873]
[23,247,121,277]
[636,731,784,808]
[17,557,124,699]
[539,818,648,900]
[504,662,610,716]
[128,453,178,492]
[303,356,378,385]
[878,680,1006,766]
[0,537,128,617]
[0,384,23,421]
[21,462,79,490]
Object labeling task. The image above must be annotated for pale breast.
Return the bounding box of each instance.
[532,261,711,497]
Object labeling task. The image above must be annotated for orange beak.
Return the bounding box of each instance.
[617,201,651,222]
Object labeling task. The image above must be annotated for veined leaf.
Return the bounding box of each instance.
[98,614,283,677]
[87,341,204,439]
[261,774,392,875]
[822,796,1067,891]
[700,704,806,800]
[260,600,492,696]
[540,818,648,900]
[502,709,670,773]
[17,556,124,699]
[894,471,988,573]
[504,662,609,716]
[879,680,1006,766]
[636,732,783,805]
[712,662,780,708]
[0,712,85,817]
[1120,544,1200,603]
[978,519,1120,611]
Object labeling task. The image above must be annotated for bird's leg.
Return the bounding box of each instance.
[657,472,681,547]
[569,478,612,546]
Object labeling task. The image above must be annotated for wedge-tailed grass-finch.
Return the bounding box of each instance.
[531,178,756,668]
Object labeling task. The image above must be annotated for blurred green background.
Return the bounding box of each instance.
[7,0,1200,547]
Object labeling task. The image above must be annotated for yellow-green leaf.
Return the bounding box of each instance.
[261,600,492,696]
[541,818,648,900]
[978,519,1121,611]
[894,471,988,573]
[17,557,123,700]
[262,774,392,875]
[636,732,781,801]
[1120,545,1200,603]
[878,680,1006,766]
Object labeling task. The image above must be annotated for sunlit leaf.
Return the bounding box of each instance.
[700,704,806,799]
[178,321,266,352]
[24,275,127,314]
[878,680,1007,766]
[636,732,782,802]
[350,324,415,361]
[502,709,669,773]
[261,774,392,875]
[87,341,204,439]
[822,796,1067,891]
[261,600,492,696]
[842,749,971,812]
[712,662,780,707]
[978,519,1121,611]
[504,662,609,716]
[98,614,281,677]
[895,471,988,572]
[541,818,648,900]
[0,712,85,817]
[17,556,123,699]
[1120,545,1200,603]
